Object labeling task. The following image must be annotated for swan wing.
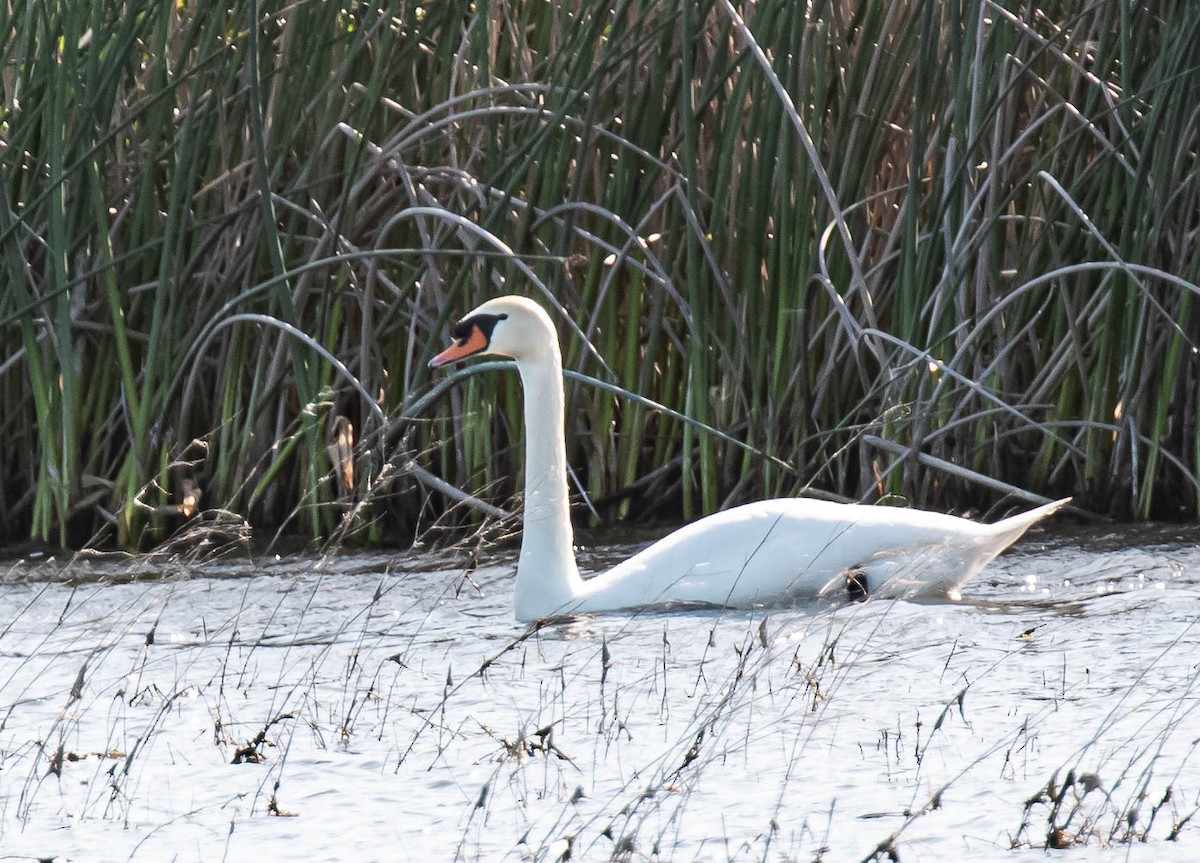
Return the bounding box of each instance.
[573,498,1065,611]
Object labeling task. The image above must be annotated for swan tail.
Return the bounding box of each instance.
[984,497,1071,548]
[956,496,1071,591]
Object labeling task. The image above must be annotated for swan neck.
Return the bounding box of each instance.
[515,352,581,619]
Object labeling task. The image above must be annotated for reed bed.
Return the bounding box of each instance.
[1,0,1198,549]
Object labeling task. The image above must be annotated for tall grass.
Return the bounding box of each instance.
[1,0,1198,549]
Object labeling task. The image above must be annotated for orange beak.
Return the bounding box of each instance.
[429,323,489,368]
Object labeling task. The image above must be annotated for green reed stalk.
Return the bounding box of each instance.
[1,0,1198,549]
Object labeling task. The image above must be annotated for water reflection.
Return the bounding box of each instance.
[0,524,1198,861]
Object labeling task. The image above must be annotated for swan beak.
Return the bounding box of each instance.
[429,323,489,368]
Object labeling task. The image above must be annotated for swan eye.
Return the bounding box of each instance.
[452,312,508,345]
[450,319,474,342]
[430,311,510,369]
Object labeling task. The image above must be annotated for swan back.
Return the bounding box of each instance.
[553,497,1069,618]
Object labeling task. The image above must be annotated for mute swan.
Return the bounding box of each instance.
[430,295,1069,622]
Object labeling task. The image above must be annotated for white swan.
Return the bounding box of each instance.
[430,295,1069,622]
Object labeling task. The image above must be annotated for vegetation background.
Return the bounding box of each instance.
[1,0,1197,550]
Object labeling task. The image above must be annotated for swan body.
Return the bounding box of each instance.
[431,296,1069,622]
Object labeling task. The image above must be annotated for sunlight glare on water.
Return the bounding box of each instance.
[1,524,1199,862]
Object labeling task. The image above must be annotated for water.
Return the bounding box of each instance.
[1,524,1198,862]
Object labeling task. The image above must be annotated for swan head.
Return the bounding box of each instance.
[428,295,558,367]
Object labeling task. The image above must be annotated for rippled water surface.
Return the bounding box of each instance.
[2,523,1199,862]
